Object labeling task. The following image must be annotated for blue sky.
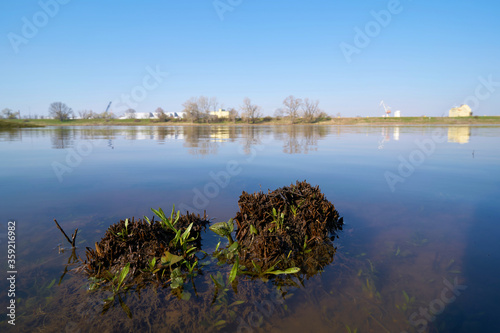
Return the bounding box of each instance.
[1,0,499,117]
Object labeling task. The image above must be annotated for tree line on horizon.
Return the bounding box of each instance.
[1,96,334,123]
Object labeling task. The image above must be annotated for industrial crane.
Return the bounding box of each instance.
[105,101,112,113]
[379,100,391,117]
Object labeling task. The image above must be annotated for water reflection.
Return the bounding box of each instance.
[448,126,471,144]
[1,125,485,155]
[51,127,75,149]
[1,125,500,332]
[273,126,329,154]
[0,129,23,141]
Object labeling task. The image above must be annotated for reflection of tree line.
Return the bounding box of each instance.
[5,126,334,155]
[30,125,490,155]
[184,126,330,156]
[273,126,329,154]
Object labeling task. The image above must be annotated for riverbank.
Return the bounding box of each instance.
[0,119,44,128]
[3,116,500,127]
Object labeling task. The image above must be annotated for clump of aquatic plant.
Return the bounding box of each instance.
[233,181,343,276]
[81,207,209,293]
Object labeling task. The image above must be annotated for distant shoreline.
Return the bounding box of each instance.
[3,116,500,128]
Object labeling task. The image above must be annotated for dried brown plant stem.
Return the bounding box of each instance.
[54,219,78,247]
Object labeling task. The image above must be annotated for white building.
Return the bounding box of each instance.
[119,112,156,120]
[449,104,472,117]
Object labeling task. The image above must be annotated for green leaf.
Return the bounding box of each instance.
[149,257,157,269]
[46,279,56,289]
[227,218,234,233]
[151,208,164,220]
[181,222,193,241]
[209,221,232,237]
[250,224,258,235]
[210,273,224,289]
[181,291,191,301]
[251,260,262,274]
[403,290,410,303]
[104,295,115,302]
[229,300,245,307]
[117,263,130,288]
[228,241,239,253]
[118,294,132,319]
[161,251,184,266]
[266,267,301,275]
[229,256,239,283]
[213,320,226,327]
[170,268,184,289]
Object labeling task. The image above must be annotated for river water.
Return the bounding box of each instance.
[0,125,499,332]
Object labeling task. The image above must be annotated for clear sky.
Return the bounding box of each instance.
[1,0,499,117]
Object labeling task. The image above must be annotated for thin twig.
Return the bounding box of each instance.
[54,219,72,245]
[54,219,78,248]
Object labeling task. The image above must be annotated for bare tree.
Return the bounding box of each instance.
[197,96,218,122]
[274,108,284,119]
[2,108,16,119]
[155,107,169,121]
[78,110,93,119]
[227,107,239,123]
[240,97,262,124]
[182,97,201,123]
[49,102,73,121]
[281,95,302,124]
[302,98,321,122]
[124,108,136,119]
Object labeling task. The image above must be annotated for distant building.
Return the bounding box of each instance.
[394,110,401,117]
[449,104,472,117]
[209,109,230,118]
[119,112,156,120]
[165,112,185,119]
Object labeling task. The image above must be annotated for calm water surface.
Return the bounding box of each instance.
[1,125,499,332]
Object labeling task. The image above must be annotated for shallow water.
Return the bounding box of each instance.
[1,125,499,332]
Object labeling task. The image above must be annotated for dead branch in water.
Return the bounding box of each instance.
[54,219,78,247]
